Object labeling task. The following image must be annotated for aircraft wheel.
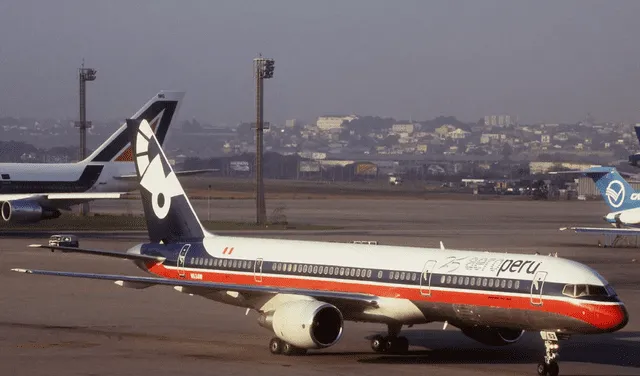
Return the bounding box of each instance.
[282,342,307,356]
[537,361,559,376]
[371,335,386,353]
[546,361,559,376]
[269,337,283,354]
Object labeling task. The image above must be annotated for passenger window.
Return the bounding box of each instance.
[494,279,500,287]
[340,268,345,276]
[232,260,238,268]
[303,265,308,273]
[507,280,513,289]
[488,279,494,287]
[311,266,317,274]
[190,257,195,264]
[323,266,328,274]
[441,275,446,284]
[377,271,383,279]
[452,276,458,284]
[351,268,356,276]
[500,280,506,288]
[367,270,372,278]
[446,275,452,284]
[222,259,228,267]
[357,269,362,277]
[464,277,469,286]
[329,267,334,275]
[248,261,253,269]
[470,277,475,286]
[272,263,277,271]
[292,264,297,272]
[514,280,520,289]
[400,272,405,280]
[287,264,292,272]
[482,278,487,287]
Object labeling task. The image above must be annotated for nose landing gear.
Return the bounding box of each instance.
[537,331,566,376]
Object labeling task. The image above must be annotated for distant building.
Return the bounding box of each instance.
[484,114,513,127]
[391,123,415,134]
[285,119,300,128]
[316,115,357,131]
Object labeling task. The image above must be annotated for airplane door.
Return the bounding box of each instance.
[530,271,547,306]
[419,260,437,296]
[253,258,264,282]
[177,244,191,278]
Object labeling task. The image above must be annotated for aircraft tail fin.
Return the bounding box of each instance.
[584,167,640,211]
[84,91,185,164]
[126,118,208,244]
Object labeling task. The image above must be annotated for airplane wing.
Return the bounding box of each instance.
[28,244,165,262]
[0,192,129,209]
[559,227,640,235]
[114,169,218,180]
[11,268,379,307]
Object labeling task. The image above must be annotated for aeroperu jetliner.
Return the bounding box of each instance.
[14,119,628,376]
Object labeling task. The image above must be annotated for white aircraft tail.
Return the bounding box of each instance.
[82,91,185,165]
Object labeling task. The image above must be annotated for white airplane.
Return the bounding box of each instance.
[555,167,640,246]
[14,119,628,376]
[0,91,187,223]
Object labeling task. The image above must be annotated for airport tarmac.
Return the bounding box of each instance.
[1,198,639,375]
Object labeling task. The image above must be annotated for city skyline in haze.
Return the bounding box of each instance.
[0,0,639,126]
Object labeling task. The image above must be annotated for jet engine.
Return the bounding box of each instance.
[461,326,524,346]
[1,200,61,223]
[258,300,343,349]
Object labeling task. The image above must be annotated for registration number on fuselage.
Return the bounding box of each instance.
[190,273,203,280]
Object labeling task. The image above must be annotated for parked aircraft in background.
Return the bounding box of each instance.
[13,119,628,376]
[0,91,208,224]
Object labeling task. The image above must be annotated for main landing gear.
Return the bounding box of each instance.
[370,323,410,354]
[537,331,566,376]
[269,337,307,356]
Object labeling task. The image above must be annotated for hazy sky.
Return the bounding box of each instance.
[1,0,639,126]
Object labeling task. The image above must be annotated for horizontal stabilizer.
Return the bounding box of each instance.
[559,227,640,235]
[114,169,219,180]
[11,268,379,307]
[28,244,165,262]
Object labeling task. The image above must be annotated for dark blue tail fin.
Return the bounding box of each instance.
[584,167,640,212]
[126,118,208,243]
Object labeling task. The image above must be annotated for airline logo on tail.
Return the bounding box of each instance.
[134,119,182,219]
[606,180,625,208]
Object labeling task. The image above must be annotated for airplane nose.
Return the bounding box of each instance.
[612,304,630,332]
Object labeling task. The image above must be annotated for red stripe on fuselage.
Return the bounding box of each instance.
[151,263,625,332]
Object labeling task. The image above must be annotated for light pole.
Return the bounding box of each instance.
[253,55,274,226]
[75,61,97,216]
[208,184,211,221]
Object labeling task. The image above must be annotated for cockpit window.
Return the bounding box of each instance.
[562,284,610,298]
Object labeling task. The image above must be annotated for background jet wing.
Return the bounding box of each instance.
[560,227,640,235]
[11,268,379,307]
[28,244,165,262]
[0,192,129,210]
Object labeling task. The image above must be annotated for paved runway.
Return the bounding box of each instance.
[1,198,639,375]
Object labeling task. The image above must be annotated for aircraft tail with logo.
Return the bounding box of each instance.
[582,167,640,212]
[126,118,210,244]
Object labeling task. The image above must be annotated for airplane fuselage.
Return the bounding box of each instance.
[131,236,628,335]
[0,162,136,195]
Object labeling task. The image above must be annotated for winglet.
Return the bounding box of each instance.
[11,268,30,273]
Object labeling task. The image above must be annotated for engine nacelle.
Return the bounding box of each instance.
[461,326,524,346]
[258,300,343,349]
[1,200,61,223]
